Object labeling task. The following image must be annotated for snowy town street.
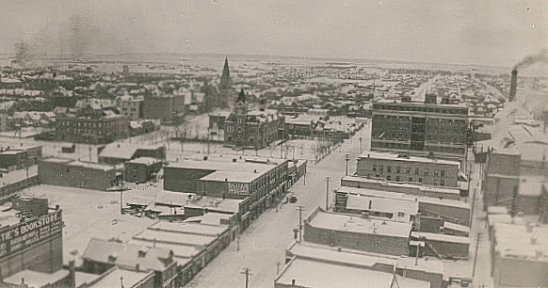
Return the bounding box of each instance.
[184,126,369,288]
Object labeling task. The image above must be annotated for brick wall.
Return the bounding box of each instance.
[303,222,410,256]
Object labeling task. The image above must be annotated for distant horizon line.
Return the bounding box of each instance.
[0,51,511,70]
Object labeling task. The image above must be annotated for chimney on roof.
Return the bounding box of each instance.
[292,279,296,286]
[425,93,437,104]
[509,69,518,102]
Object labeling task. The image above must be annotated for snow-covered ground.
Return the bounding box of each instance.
[20,185,156,266]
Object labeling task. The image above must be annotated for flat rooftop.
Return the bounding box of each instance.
[411,232,470,245]
[89,268,153,288]
[148,221,228,237]
[494,223,548,262]
[519,175,546,196]
[198,170,261,183]
[128,239,200,259]
[276,258,395,288]
[133,229,217,247]
[289,240,445,276]
[358,151,460,166]
[128,157,162,165]
[341,176,461,196]
[166,156,280,177]
[308,209,412,238]
[3,269,70,288]
[337,186,469,209]
[346,194,418,220]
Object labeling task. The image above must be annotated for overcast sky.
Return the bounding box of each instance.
[0,0,546,67]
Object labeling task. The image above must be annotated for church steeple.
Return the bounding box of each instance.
[220,55,230,89]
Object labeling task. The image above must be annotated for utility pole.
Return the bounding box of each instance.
[325,177,330,210]
[472,233,482,277]
[89,145,92,162]
[297,205,304,242]
[470,187,478,226]
[241,268,252,288]
[345,153,350,176]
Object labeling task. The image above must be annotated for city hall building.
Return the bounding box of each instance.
[224,89,284,149]
[371,95,469,161]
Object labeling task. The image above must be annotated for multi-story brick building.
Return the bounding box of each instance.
[371,97,469,161]
[224,89,284,149]
[55,110,129,144]
[356,151,461,187]
[117,94,144,121]
[163,156,288,220]
[143,94,185,125]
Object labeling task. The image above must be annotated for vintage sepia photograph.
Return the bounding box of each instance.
[0,0,547,287]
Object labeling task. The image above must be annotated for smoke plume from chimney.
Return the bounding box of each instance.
[514,48,548,69]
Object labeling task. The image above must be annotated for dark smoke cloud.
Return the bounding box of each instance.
[514,48,548,69]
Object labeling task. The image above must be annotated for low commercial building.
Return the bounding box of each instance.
[124,157,163,183]
[341,193,418,223]
[82,238,178,288]
[98,143,166,165]
[356,151,462,188]
[129,221,230,287]
[285,241,445,288]
[85,267,155,288]
[38,158,118,191]
[341,175,463,200]
[275,257,430,288]
[335,186,471,226]
[491,223,548,288]
[410,231,470,258]
[0,145,42,171]
[303,206,412,256]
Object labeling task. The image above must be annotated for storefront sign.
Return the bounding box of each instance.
[0,210,62,258]
[228,182,249,196]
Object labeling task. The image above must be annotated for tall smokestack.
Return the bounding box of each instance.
[509,69,517,102]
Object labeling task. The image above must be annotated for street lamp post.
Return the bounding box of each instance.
[325,177,330,210]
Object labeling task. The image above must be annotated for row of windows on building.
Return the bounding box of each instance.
[372,164,448,177]
[367,173,446,186]
[374,105,468,115]
[60,121,121,128]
